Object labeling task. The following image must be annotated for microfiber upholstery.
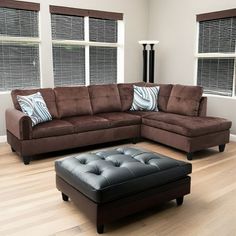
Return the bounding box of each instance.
[63,115,110,133]
[118,82,145,111]
[97,112,141,128]
[167,84,203,116]
[55,147,192,203]
[146,83,173,112]
[11,88,59,118]
[89,84,122,114]
[142,112,232,137]
[118,83,172,112]
[8,82,232,164]
[32,119,74,139]
[126,110,157,117]
[54,87,92,118]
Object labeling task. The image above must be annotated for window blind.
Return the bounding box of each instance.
[198,17,236,53]
[197,58,234,96]
[0,4,40,91]
[0,43,40,91]
[197,10,236,96]
[0,7,38,37]
[53,45,85,86]
[90,46,117,85]
[51,14,84,40]
[89,18,117,43]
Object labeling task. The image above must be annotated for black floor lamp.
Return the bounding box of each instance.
[139,40,159,83]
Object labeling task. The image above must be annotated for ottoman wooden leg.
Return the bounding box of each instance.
[62,192,69,201]
[176,196,184,206]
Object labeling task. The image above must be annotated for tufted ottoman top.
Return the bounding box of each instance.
[55,147,192,203]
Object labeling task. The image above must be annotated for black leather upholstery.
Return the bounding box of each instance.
[55,147,192,203]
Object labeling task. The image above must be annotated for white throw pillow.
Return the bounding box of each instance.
[17,92,52,126]
[130,85,160,111]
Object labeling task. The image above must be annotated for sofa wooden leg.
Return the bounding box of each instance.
[187,152,193,161]
[219,144,225,152]
[22,156,31,165]
[176,196,184,206]
[97,224,104,234]
[62,192,69,201]
[131,137,139,144]
[11,147,16,152]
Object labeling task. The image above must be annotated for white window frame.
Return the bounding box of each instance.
[195,21,236,98]
[51,15,124,86]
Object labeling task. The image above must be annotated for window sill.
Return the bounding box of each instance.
[0,91,11,95]
[203,93,236,100]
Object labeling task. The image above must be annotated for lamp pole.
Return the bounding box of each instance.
[142,44,147,82]
[149,44,155,83]
[139,41,159,83]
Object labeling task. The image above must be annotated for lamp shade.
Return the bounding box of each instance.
[138,40,159,45]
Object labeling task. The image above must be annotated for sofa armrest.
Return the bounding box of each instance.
[198,97,207,117]
[5,109,32,140]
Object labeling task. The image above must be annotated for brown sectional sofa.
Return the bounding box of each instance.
[6,83,232,164]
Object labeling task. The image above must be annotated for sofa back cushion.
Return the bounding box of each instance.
[89,84,122,114]
[11,88,59,118]
[54,87,92,118]
[167,84,203,116]
[118,82,173,112]
[118,82,145,111]
[146,83,173,112]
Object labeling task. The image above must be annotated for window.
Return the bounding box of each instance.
[196,9,236,97]
[0,1,40,91]
[90,46,117,85]
[51,13,85,86]
[50,6,123,86]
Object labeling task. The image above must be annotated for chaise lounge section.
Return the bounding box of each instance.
[5,83,232,164]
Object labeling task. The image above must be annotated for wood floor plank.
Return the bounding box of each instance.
[0,141,236,236]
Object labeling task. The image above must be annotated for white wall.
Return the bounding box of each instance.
[0,0,149,136]
[148,0,236,134]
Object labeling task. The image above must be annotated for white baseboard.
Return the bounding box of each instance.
[230,134,236,142]
[0,135,6,143]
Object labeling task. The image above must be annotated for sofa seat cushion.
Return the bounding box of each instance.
[97,112,141,128]
[126,111,157,117]
[32,120,74,139]
[142,112,232,137]
[63,116,110,133]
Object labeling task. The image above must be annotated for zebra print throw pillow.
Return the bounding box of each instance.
[130,85,160,111]
[17,92,52,126]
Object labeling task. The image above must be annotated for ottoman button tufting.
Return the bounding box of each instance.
[92,168,102,175]
[79,159,87,165]
[114,162,121,167]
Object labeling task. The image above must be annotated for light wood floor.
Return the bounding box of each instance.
[1,141,236,236]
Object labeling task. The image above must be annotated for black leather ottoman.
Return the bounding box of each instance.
[55,147,192,234]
